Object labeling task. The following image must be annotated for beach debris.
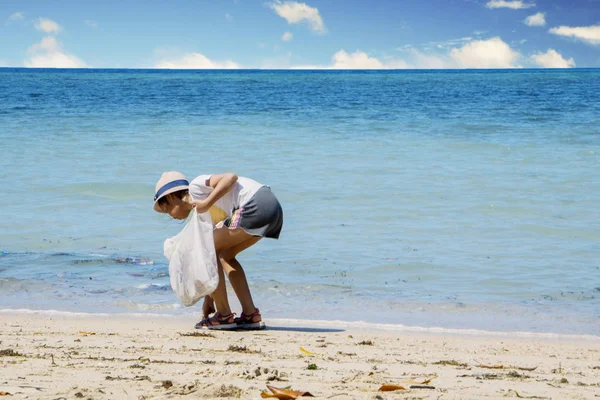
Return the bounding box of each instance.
[78,330,96,336]
[0,392,11,396]
[357,340,374,346]
[379,376,437,391]
[228,344,260,353]
[378,384,406,392]
[162,380,173,389]
[261,385,314,399]
[507,371,531,379]
[300,347,314,355]
[212,385,243,398]
[418,376,437,385]
[243,366,286,381]
[307,363,318,370]
[434,359,467,367]
[475,361,537,371]
[51,354,56,366]
[179,331,215,338]
[0,349,24,357]
[458,373,499,380]
[507,389,549,399]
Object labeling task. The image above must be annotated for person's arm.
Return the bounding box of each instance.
[193,173,238,213]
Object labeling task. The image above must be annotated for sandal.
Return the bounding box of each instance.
[194,312,238,330]
[234,309,266,330]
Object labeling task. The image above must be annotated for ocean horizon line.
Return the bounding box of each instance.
[2,67,600,72]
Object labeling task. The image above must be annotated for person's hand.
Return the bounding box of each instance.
[202,295,216,318]
[193,199,211,214]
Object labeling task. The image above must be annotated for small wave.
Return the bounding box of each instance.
[136,283,169,291]
[0,308,597,341]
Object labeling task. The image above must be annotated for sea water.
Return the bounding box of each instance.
[0,68,598,335]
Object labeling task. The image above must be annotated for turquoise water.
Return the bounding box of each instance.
[0,68,598,335]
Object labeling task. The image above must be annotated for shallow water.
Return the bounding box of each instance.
[0,68,598,335]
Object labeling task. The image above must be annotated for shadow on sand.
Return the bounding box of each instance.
[265,326,345,333]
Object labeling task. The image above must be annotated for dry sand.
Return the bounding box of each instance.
[1,311,599,399]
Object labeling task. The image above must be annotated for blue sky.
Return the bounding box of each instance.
[1,0,599,69]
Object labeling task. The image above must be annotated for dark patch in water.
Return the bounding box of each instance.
[29,93,42,98]
[72,259,107,265]
[115,257,153,265]
[87,289,108,294]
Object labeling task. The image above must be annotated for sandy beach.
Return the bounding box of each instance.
[1,311,598,400]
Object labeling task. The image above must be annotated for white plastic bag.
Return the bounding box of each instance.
[163,210,219,307]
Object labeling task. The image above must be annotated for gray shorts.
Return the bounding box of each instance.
[226,187,283,239]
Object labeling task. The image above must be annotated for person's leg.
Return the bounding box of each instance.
[196,227,255,328]
[218,236,261,315]
[209,258,231,315]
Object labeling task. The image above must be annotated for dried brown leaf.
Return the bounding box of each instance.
[378,384,406,392]
[261,385,314,399]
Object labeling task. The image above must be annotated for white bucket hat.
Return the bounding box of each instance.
[153,171,189,212]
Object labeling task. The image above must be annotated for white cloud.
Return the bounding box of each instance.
[28,36,59,53]
[531,49,575,68]
[524,12,546,27]
[85,20,98,28]
[290,50,410,70]
[35,17,61,34]
[270,1,326,33]
[450,37,520,68]
[486,0,535,9]
[409,49,452,69]
[287,37,521,70]
[154,52,240,69]
[9,12,24,21]
[401,36,473,51]
[549,25,600,45]
[225,13,233,22]
[25,36,87,68]
[331,50,386,69]
[282,32,293,41]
